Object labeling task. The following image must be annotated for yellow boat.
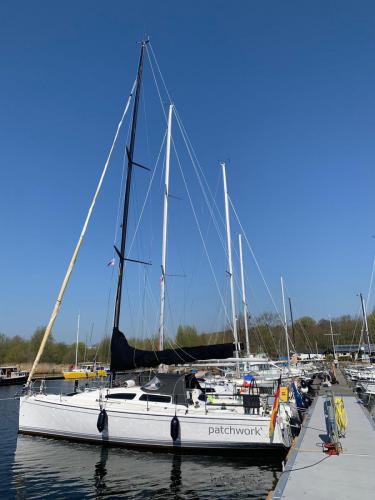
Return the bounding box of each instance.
[63,364,109,379]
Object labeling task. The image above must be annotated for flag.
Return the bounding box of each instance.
[269,377,281,439]
[107,258,115,267]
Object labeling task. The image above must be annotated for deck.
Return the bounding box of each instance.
[272,372,375,499]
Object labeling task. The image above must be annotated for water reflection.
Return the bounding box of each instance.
[0,385,20,500]
[169,453,181,498]
[11,435,281,499]
[94,446,108,494]
[2,381,282,499]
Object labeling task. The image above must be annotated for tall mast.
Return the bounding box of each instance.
[159,104,173,350]
[328,315,337,360]
[25,76,136,385]
[113,40,148,330]
[222,163,239,362]
[288,297,296,348]
[75,312,80,369]
[280,276,291,371]
[238,234,250,357]
[360,293,372,358]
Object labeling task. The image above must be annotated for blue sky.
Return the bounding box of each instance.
[1,1,375,344]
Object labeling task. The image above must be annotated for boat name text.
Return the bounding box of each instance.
[208,425,262,436]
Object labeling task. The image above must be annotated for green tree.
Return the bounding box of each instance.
[176,325,199,347]
[367,308,375,342]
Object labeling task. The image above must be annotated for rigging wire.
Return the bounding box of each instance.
[228,196,284,325]
[282,293,314,354]
[349,257,375,354]
[27,77,137,382]
[123,129,165,342]
[146,45,232,331]
[147,43,301,359]
[367,255,375,309]
[184,172,223,331]
[173,110,287,351]
[102,107,135,355]
[125,131,166,261]
[138,266,148,339]
[176,97,285,353]
[174,107,284,355]
[147,43,287,355]
[102,127,166,350]
[172,138,232,328]
[348,305,363,354]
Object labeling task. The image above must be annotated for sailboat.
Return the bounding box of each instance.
[19,40,293,451]
[63,314,108,379]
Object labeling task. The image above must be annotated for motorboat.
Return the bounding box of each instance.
[0,366,29,386]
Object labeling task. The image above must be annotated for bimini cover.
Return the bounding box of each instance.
[141,374,189,406]
[110,327,234,371]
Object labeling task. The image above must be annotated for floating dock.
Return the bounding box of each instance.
[32,374,64,380]
[272,373,375,499]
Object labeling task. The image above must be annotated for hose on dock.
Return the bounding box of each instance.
[334,397,347,437]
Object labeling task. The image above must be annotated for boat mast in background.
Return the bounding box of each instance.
[113,39,148,331]
[280,276,291,371]
[328,315,337,360]
[288,297,296,348]
[75,312,80,369]
[360,292,372,358]
[159,104,173,351]
[238,233,250,357]
[222,163,240,365]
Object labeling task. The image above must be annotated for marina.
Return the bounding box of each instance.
[1,3,375,499]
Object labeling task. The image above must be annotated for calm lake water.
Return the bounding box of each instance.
[1,380,282,499]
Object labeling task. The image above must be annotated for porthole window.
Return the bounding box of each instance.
[105,393,136,400]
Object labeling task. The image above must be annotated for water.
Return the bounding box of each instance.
[1,381,282,499]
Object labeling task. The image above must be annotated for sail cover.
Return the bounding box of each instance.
[110,327,235,371]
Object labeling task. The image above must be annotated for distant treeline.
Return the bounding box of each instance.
[171,311,375,357]
[1,311,374,364]
[0,328,111,366]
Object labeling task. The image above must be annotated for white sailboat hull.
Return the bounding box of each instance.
[19,394,289,451]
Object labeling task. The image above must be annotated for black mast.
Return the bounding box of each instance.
[288,297,296,348]
[110,40,236,372]
[113,40,148,331]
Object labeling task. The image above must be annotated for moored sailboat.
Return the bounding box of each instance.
[19,40,293,452]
